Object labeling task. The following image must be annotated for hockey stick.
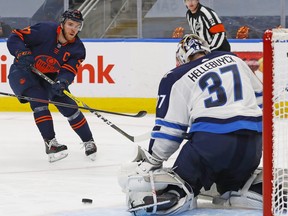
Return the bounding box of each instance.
[0,91,146,117]
[0,92,146,117]
[30,67,151,142]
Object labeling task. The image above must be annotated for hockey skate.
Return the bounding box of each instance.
[44,138,68,163]
[82,139,97,161]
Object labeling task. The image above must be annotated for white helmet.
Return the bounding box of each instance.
[176,34,210,65]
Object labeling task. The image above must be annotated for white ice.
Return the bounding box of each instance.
[0,112,262,216]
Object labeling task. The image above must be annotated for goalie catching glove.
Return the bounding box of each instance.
[133,147,163,175]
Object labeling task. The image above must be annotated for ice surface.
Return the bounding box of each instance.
[0,112,262,216]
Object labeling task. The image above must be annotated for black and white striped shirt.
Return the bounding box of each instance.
[186,4,230,51]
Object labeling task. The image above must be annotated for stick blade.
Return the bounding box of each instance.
[136,111,147,117]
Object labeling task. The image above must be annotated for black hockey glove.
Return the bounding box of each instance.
[51,79,69,97]
[15,49,34,72]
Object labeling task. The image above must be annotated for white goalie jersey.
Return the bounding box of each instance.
[150,51,263,160]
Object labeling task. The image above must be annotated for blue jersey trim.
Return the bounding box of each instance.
[190,120,262,133]
[151,132,183,143]
[155,119,188,131]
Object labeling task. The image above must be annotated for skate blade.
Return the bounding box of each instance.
[87,152,96,161]
[48,150,68,163]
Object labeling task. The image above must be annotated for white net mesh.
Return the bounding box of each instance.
[271,28,288,215]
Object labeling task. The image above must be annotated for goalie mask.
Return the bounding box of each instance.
[176,34,210,65]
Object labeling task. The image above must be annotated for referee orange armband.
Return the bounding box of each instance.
[209,24,226,34]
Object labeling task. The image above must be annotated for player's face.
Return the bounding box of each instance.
[185,0,199,13]
[62,19,81,41]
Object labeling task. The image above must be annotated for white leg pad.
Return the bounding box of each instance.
[212,190,262,210]
[212,168,263,210]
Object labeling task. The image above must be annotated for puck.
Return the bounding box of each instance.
[82,198,93,204]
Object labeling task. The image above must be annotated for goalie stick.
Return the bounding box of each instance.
[0,91,146,118]
[30,66,150,142]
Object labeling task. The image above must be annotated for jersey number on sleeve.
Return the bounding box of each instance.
[157,95,166,109]
[199,64,243,108]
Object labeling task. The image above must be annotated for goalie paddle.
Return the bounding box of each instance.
[30,66,150,142]
[0,91,146,118]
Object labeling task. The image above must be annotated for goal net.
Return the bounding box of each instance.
[263,28,288,216]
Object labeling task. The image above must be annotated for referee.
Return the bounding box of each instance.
[184,0,231,52]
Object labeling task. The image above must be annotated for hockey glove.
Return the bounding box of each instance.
[15,50,34,72]
[51,79,69,97]
[135,148,163,175]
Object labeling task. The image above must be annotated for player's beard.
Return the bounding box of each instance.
[62,28,76,42]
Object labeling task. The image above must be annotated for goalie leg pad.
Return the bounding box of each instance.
[129,192,179,214]
[212,168,263,210]
[212,190,262,210]
[118,163,171,193]
[119,168,196,215]
[129,195,197,216]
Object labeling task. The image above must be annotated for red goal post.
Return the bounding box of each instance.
[263,28,288,216]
